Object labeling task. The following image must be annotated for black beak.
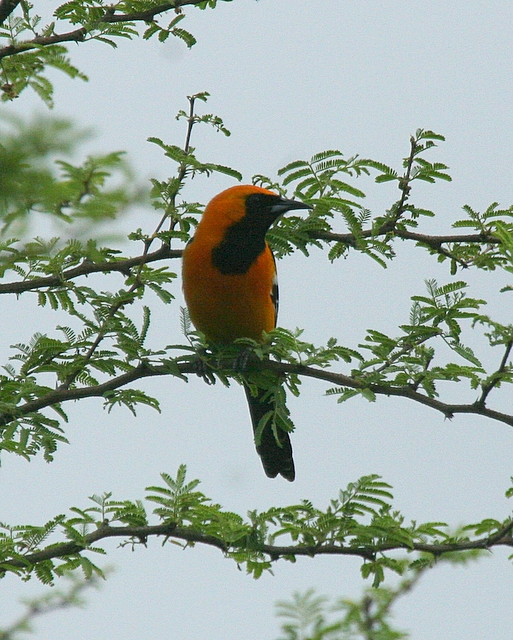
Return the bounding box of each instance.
[270,198,313,216]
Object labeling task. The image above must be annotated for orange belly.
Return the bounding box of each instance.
[182,240,276,344]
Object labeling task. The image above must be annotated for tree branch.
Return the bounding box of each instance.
[0,245,181,295]
[0,227,500,296]
[311,228,498,251]
[485,518,513,547]
[272,360,513,427]
[0,0,208,60]
[476,340,513,408]
[3,519,513,573]
[2,357,513,431]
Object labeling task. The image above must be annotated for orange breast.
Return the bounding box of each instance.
[182,239,276,344]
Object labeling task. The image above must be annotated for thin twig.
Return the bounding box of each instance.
[476,340,513,407]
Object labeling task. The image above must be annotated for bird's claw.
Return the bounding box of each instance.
[232,347,258,373]
[191,353,217,385]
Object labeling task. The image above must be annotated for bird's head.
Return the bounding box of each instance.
[199,185,312,240]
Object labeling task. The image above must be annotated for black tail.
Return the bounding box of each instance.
[244,384,295,481]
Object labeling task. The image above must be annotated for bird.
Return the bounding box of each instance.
[182,185,312,480]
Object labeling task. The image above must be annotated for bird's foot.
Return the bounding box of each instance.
[232,347,259,374]
[190,350,217,385]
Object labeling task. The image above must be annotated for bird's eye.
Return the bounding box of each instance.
[245,193,280,213]
[246,193,266,208]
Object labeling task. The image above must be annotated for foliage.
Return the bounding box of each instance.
[0,573,102,640]
[2,465,509,590]
[1,1,513,638]
[0,1,233,106]
[275,582,414,640]
[276,588,400,640]
[0,89,512,505]
[0,114,140,237]
[1,92,513,536]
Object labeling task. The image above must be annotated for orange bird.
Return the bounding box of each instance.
[182,185,312,480]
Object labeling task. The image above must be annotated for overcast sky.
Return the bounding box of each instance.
[3,1,513,638]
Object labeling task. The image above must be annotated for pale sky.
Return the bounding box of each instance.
[3,1,513,638]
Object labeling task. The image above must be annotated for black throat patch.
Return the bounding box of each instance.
[211,193,283,275]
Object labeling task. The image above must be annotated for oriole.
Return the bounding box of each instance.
[182,185,312,481]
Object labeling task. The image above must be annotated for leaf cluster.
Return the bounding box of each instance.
[266,130,513,277]
[3,466,508,588]
[0,114,140,236]
[335,279,488,401]
[0,93,244,461]
[275,586,410,640]
[0,1,232,105]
